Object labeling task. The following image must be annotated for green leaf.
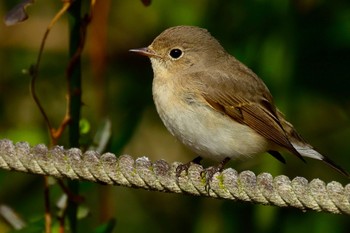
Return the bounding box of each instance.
[80,118,91,134]
[93,219,116,233]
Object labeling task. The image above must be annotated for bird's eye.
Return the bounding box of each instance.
[169,48,183,59]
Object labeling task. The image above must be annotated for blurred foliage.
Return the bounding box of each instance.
[0,0,350,232]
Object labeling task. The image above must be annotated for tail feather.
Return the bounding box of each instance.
[322,156,350,178]
[276,110,349,178]
[292,142,350,178]
[291,143,324,160]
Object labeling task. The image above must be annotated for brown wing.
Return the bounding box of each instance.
[193,60,304,161]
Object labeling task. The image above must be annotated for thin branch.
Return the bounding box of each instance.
[0,139,349,215]
[43,177,52,233]
[29,1,72,145]
[28,3,73,232]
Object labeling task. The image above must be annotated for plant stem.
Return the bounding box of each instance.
[67,0,82,232]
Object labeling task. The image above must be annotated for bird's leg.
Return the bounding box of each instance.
[201,157,231,182]
[176,156,203,177]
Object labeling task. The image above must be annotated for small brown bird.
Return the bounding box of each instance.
[130,25,349,177]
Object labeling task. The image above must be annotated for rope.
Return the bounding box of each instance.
[0,139,349,215]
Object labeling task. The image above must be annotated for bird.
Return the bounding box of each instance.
[129,25,349,178]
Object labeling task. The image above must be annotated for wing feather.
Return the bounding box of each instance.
[194,62,304,161]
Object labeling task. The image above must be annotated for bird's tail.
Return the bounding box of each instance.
[292,142,349,178]
[276,109,349,178]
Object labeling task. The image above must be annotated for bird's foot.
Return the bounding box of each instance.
[176,156,203,177]
[200,157,230,191]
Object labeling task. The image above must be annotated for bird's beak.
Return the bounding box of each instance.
[129,47,159,58]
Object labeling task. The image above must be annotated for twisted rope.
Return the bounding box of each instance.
[0,139,349,215]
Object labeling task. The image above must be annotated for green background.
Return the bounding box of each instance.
[0,0,349,232]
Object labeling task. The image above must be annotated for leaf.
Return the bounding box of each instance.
[80,118,91,134]
[89,118,112,154]
[3,0,35,26]
[0,205,26,230]
[93,219,117,233]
